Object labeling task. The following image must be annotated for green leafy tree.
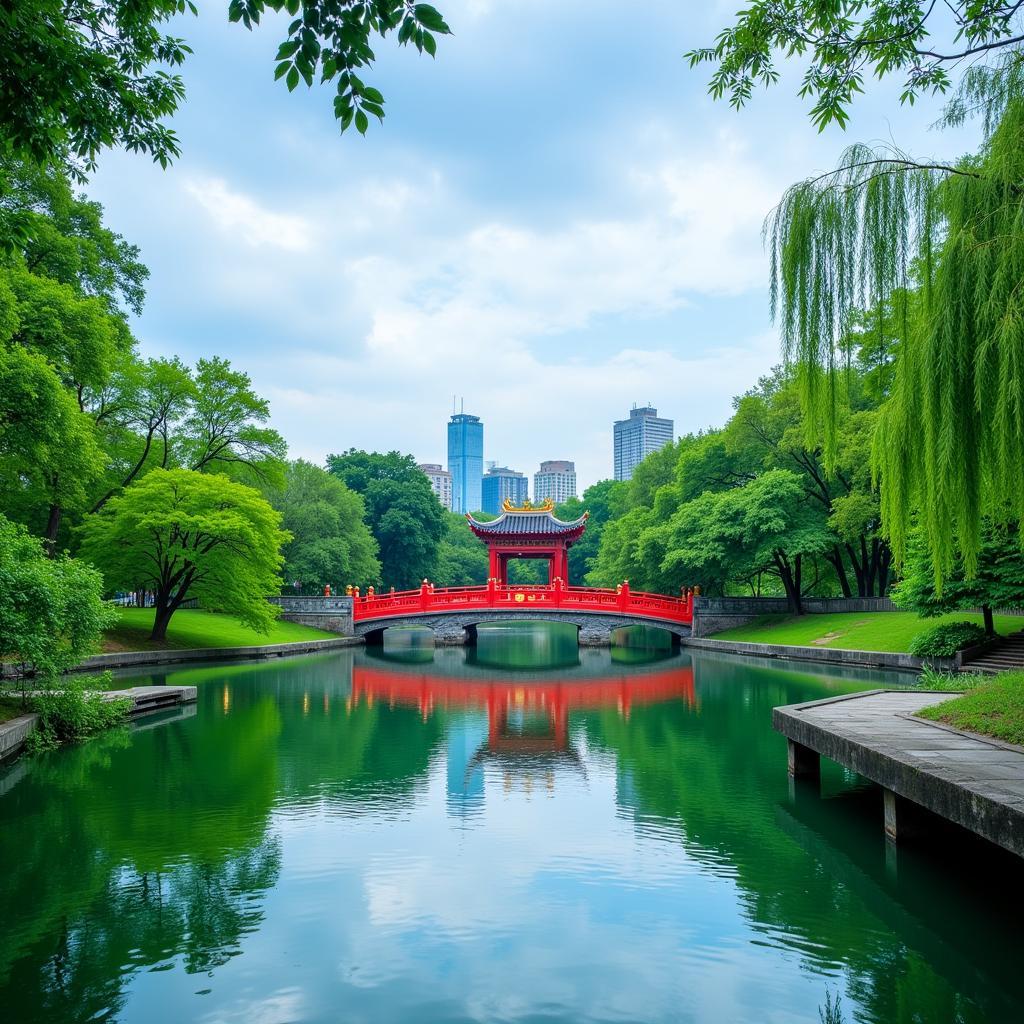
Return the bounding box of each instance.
[662,470,833,610]
[0,0,451,182]
[0,513,115,683]
[434,510,489,587]
[80,469,289,641]
[892,525,1024,635]
[557,479,627,584]
[271,459,380,591]
[176,356,287,486]
[693,8,1024,582]
[326,449,445,589]
[686,1,1024,130]
[727,370,891,596]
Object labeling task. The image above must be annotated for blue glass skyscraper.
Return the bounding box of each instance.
[447,412,483,513]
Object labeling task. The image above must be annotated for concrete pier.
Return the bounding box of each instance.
[773,690,1024,858]
[0,685,197,763]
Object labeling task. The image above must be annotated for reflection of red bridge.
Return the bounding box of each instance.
[352,664,696,753]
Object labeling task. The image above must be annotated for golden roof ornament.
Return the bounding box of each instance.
[501,497,555,513]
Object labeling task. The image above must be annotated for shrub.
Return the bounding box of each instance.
[909,621,988,658]
[918,665,986,691]
[25,674,132,754]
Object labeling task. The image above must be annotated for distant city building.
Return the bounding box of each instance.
[448,412,484,513]
[613,405,674,481]
[482,466,528,515]
[534,460,577,505]
[418,463,453,511]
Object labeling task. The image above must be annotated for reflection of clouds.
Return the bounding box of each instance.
[197,986,305,1024]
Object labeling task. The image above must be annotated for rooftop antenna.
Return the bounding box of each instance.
[452,394,456,415]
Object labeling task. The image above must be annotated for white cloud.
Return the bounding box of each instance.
[184,177,313,252]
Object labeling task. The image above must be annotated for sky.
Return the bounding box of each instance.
[87,0,978,491]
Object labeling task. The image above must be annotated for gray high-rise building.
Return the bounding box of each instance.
[613,405,674,481]
[418,463,453,511]
[447,412,484,513]
[534,461,577,505]
[482,465,528,514]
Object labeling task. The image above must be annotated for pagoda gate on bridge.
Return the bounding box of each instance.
[466,499,589,585]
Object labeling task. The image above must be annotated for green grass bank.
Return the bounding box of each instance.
[711,611,1023,653]
[104,608,335,652]
[918,671,1024,746]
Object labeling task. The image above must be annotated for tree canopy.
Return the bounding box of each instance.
[0,0,451,180]
[326,449,445,589]
[0,513,115,679]
[271,459,380,591]
[892,524,1024,634]
[80,469,288,640]
[687,1,1024,130]
[693,3,1024,585]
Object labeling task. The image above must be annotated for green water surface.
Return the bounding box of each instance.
[0,623,1021,1023]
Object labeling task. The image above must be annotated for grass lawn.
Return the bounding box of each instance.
[710,610,1024,653]
[104,608,336,652]
[917,671,1024,745]
[0,697,31,724]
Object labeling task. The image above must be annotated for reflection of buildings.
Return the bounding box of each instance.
[351,663,696,812]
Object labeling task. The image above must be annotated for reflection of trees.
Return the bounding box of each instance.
[581,658,1021,1024]
[0,687,282,1024]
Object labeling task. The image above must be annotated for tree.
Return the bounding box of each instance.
[661,470,833,611]
[434,510,489,586]
[80,469,288,641]
[727,369,892,596]
[326,450,445,589]
[0,0,451,182]
[0,513,115,682]
[271,459,380,591]
[557,479,627,584]
[891,525,1024,635]
[692,5,1024,583]
[176,356,287,485]
[686,1,1024,130]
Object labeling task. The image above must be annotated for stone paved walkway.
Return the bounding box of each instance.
[773,689,1024,857]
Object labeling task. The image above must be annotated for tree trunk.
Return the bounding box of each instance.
[826,546,852,597]
[150,601,174,642]
[43,503,62,557]
[983,604,995,636]
[774,551,803,615]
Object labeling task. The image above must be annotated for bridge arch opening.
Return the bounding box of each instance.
[610,624,683,652]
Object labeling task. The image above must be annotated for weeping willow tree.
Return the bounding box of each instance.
[767,55,1024,586]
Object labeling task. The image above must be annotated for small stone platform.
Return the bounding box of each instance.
[773,690,1024,858]
[0,685,196,762]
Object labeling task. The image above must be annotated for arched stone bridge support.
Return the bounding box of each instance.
[354,611,690,648]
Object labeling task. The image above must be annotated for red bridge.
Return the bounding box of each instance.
[353,578,694,626]
[347,501,696,646]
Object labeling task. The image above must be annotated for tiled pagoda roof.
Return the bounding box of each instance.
[466,502,588,539]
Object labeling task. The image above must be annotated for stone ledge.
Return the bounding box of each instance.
[773,690,1024,857]
[684,636,953,672]
[0,685,198,764]
[71,636,363,674]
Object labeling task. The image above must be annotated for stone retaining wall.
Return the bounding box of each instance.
[268,596,354,636]
[684,636,955,672]
[691,596,899,638]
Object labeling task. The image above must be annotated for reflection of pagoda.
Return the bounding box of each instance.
[350,664,696,802]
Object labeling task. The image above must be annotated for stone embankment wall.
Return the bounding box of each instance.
[691,596,898,638]
[268,596,354,635]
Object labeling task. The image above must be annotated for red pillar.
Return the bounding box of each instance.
[488,546,498,581]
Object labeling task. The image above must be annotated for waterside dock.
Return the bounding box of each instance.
[0,685,197,762]
[773,690,1024,858]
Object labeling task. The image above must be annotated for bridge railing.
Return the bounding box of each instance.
[350,580,695,625]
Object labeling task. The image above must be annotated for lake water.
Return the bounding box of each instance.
[1,623,1021,1024]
